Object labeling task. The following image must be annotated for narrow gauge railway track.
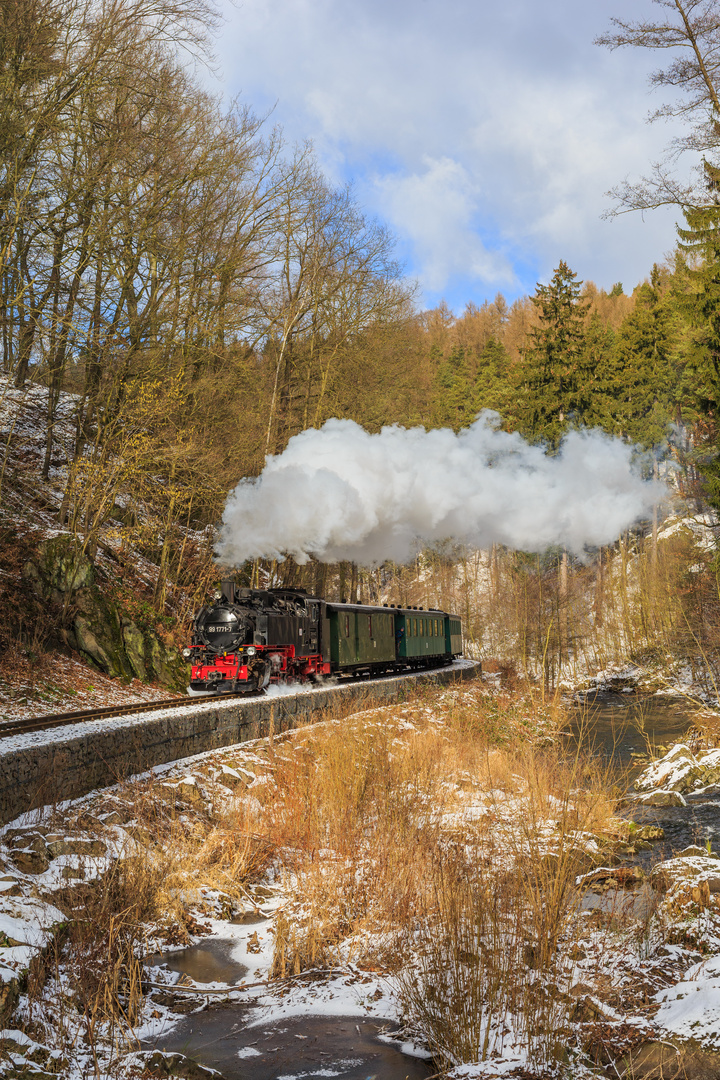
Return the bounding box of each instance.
[0,693,247,739]
[0,663,463,740]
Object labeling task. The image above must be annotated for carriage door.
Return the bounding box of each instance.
[307,602,319,653]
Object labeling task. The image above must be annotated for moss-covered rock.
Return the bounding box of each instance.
[120,620,185,688]
[24,534,94,598]
[122,620,148,681]
[73,588,134,680]
[149,636,185,687]
[22,534,186,690]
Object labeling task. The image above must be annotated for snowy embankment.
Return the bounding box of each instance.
[0,660,475,756]
[0,684,719,1077]
[0,661,478,830]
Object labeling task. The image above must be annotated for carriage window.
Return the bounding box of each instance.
[368,615,373,637]
[344,614,350,637]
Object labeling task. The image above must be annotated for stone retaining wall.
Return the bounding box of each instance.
[0,665,478,825]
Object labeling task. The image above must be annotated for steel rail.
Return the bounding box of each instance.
[0,661,458,740]
[0,692,251,739]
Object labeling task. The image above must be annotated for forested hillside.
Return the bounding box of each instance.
[3,0,720,700]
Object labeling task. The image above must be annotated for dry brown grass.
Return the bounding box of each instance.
[239,685,623,1027]
[20,682,623,1076]
[396,735,622,1070]
[24,769,278,1072]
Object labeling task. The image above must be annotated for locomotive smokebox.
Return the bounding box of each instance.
[196,606,248,653]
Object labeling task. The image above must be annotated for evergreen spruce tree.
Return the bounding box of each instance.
[579,311,618,431]
[474,336,511,416]
[514,261,589,447]
[432,345,475,429]
[612,267,675,449]
[676,158,720,506]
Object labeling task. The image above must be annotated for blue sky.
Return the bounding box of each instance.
[213,0,686,312]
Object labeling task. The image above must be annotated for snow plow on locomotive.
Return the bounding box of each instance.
[185,580,463,695]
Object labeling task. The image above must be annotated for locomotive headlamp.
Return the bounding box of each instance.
[213,590,222,600]
[182,648,191,659]
[246,647,257,656]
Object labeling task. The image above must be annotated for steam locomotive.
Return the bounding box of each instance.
[185,580,463,694]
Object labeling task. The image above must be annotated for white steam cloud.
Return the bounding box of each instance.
[216,414,665,567]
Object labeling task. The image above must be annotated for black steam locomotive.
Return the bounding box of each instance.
[186,580,463,694]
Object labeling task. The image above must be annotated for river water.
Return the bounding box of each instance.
[147,1010,432,1080]
[573,691,718,862]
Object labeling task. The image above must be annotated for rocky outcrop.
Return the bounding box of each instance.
[23,534,185,689]
[634,744,720,796]
[651,852,720,903]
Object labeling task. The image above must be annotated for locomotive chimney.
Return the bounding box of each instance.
[220,579,236,603]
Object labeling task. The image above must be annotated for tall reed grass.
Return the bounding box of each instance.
[250,686,622,1071]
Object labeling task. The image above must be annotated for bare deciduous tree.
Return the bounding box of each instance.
[597,0,720,213]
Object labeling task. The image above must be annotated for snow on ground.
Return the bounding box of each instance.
[654,953,720,1047]
[0,658,478,752]
[3,683,720,1077]
[0,652,178,722]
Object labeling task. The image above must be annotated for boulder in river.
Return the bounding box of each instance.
[651,854,720,896]
[636,790,687,808]
[635,744,720,795]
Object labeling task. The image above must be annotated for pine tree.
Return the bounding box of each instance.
[514,261,589,447]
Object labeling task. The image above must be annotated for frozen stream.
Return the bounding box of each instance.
[146,1011,432,1080]
[142,919,432,1079]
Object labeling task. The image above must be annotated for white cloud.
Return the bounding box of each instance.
[373,157,514,292]
[216,0,690,304]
